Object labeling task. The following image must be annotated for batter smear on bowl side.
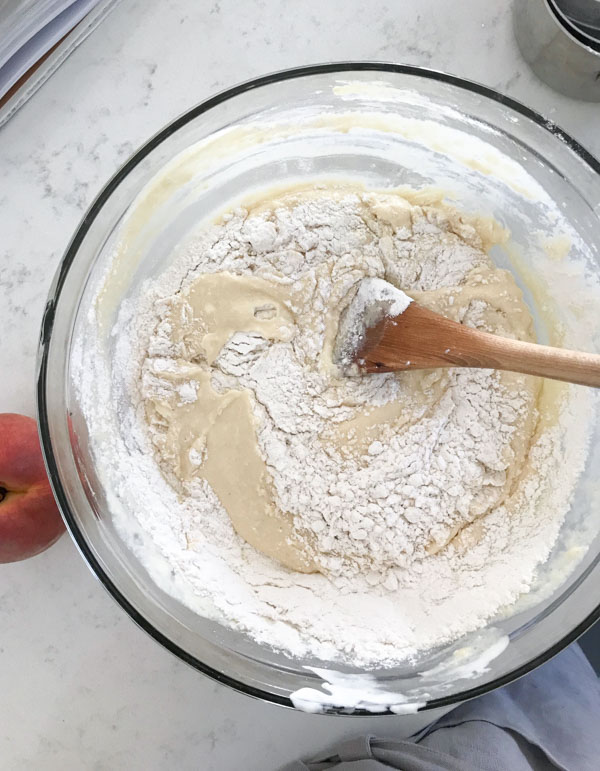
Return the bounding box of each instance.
[89,185,592,666]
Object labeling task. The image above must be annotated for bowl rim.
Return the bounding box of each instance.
[37,61,600,715]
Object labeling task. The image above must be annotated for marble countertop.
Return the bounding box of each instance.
[1,1,599,768]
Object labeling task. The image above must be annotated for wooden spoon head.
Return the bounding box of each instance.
[355,302,465,374]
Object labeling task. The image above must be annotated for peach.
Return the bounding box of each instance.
[0,413,65,563]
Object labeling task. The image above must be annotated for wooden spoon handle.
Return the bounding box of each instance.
[467,333,600,387]
[360,304,600,387]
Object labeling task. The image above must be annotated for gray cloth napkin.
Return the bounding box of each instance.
[283,643,600,771]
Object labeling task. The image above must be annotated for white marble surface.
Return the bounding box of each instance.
[1,1,599,768]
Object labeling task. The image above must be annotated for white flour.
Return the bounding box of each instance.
[78,187,593,667]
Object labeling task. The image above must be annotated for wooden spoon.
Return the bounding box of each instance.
[342,279,600,388]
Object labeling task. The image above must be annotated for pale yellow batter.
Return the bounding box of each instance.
[141,187,550,578]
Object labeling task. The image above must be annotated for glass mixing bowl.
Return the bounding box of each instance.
[37,64,600,715]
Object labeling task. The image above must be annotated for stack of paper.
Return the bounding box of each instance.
[0,0,120,127]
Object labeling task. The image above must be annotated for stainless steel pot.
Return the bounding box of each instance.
[514,0,600,101]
